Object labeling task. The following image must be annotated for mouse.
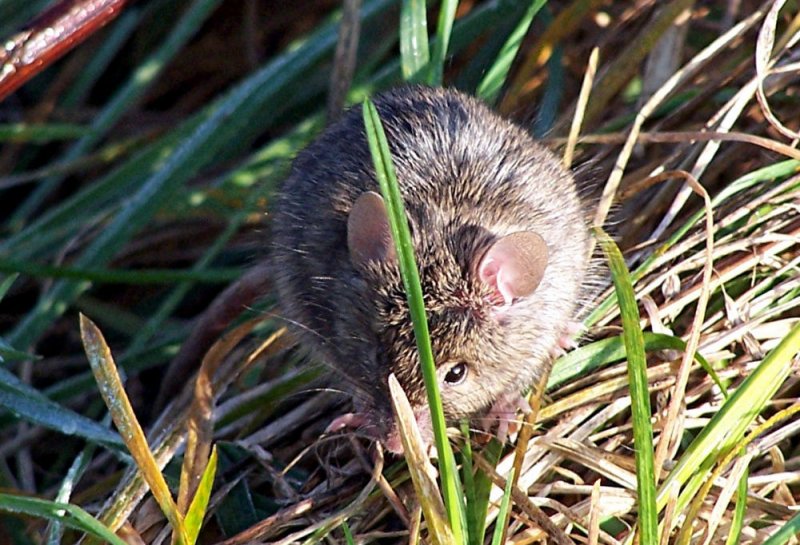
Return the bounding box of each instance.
[270,85,591,453]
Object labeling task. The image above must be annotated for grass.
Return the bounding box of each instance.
[1,1,799,543]
[363,98,465,542]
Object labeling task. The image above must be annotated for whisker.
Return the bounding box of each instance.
[256,308,330,344]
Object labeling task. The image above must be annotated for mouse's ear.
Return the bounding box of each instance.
[348,191,397,268]
[478,232,549,305]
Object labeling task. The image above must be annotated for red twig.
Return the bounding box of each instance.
[0,0,129,102]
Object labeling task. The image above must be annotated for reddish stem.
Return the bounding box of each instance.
[0,0,129,101]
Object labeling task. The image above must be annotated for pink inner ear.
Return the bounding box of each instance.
[347,191,396,268]
[478,232,549,305]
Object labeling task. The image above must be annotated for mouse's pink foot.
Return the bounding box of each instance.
[552,321,584,356]
[480,393,531,443]
[326,412,368,433]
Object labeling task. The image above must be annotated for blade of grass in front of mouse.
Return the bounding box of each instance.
[363,98,467,544]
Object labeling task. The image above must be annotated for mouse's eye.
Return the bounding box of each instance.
[443,362,469,385]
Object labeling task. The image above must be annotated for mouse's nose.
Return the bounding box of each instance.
[381,404,435,456]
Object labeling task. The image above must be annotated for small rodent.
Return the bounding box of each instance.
[271,86,590,452]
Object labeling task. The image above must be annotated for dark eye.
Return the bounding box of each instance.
[443,362,469,385]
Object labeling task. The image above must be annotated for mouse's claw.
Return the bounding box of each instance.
[552,321,584,357]
[480,392,531,443]
[326,412,367,433]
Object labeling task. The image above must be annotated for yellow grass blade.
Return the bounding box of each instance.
[80,314,188,545]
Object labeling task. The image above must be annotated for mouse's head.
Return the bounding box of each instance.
[341,190,558,452]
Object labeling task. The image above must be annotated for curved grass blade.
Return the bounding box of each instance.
[0,121,200,258]
[80,314,188,544]
[0,493,128,545]
[0,338,38,362]
[400,0,430,82]
[0,259,238,285]
[365,0,533,93]
[585,159,800,327]
[121,118,322,358]
[363,99,465,543]
[476,0,545,103]
[0,366,122,448]
[533,40,564,137]
[469,439,502,545]
[549,332,723,395]
[490,468,515,545]
[46,436,100,545]
[595,228,657,545]
[0,273,18,300]
[61,8,142,108]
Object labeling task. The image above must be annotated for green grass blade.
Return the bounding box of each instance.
[46,437,99,545]
[0,122,200,258]
[761,513,800,545]
[490,468,515,545]
[0,123,87,143]
[185,446,217,544]
[361,0,531,95]
[658,320,800,512]
[0,259,238,285]
[0,273,18,300]
[2,7,342,257]
[0,338,37,362]
[470,440,502,544]
[460,423,477,542]
[0,366,123,448]
[532,41,563,137]
[476,0,546,103]
[363,99,465,543]
[0,493,128,545]
[595,228,658,545]
[549,332,723,395]
[342,521,356,545]
[400,0,430,82]
[428,0,459,85]
[0,0,49,35]
[122,117,320,357]
[461,423,506,545]
[61,8,142,108]
[7,0,394,352]
[724,459,748,545]
[761,511,800,545]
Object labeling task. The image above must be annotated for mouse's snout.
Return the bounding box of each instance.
[346,393,435,455]
[380,406,434,455]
